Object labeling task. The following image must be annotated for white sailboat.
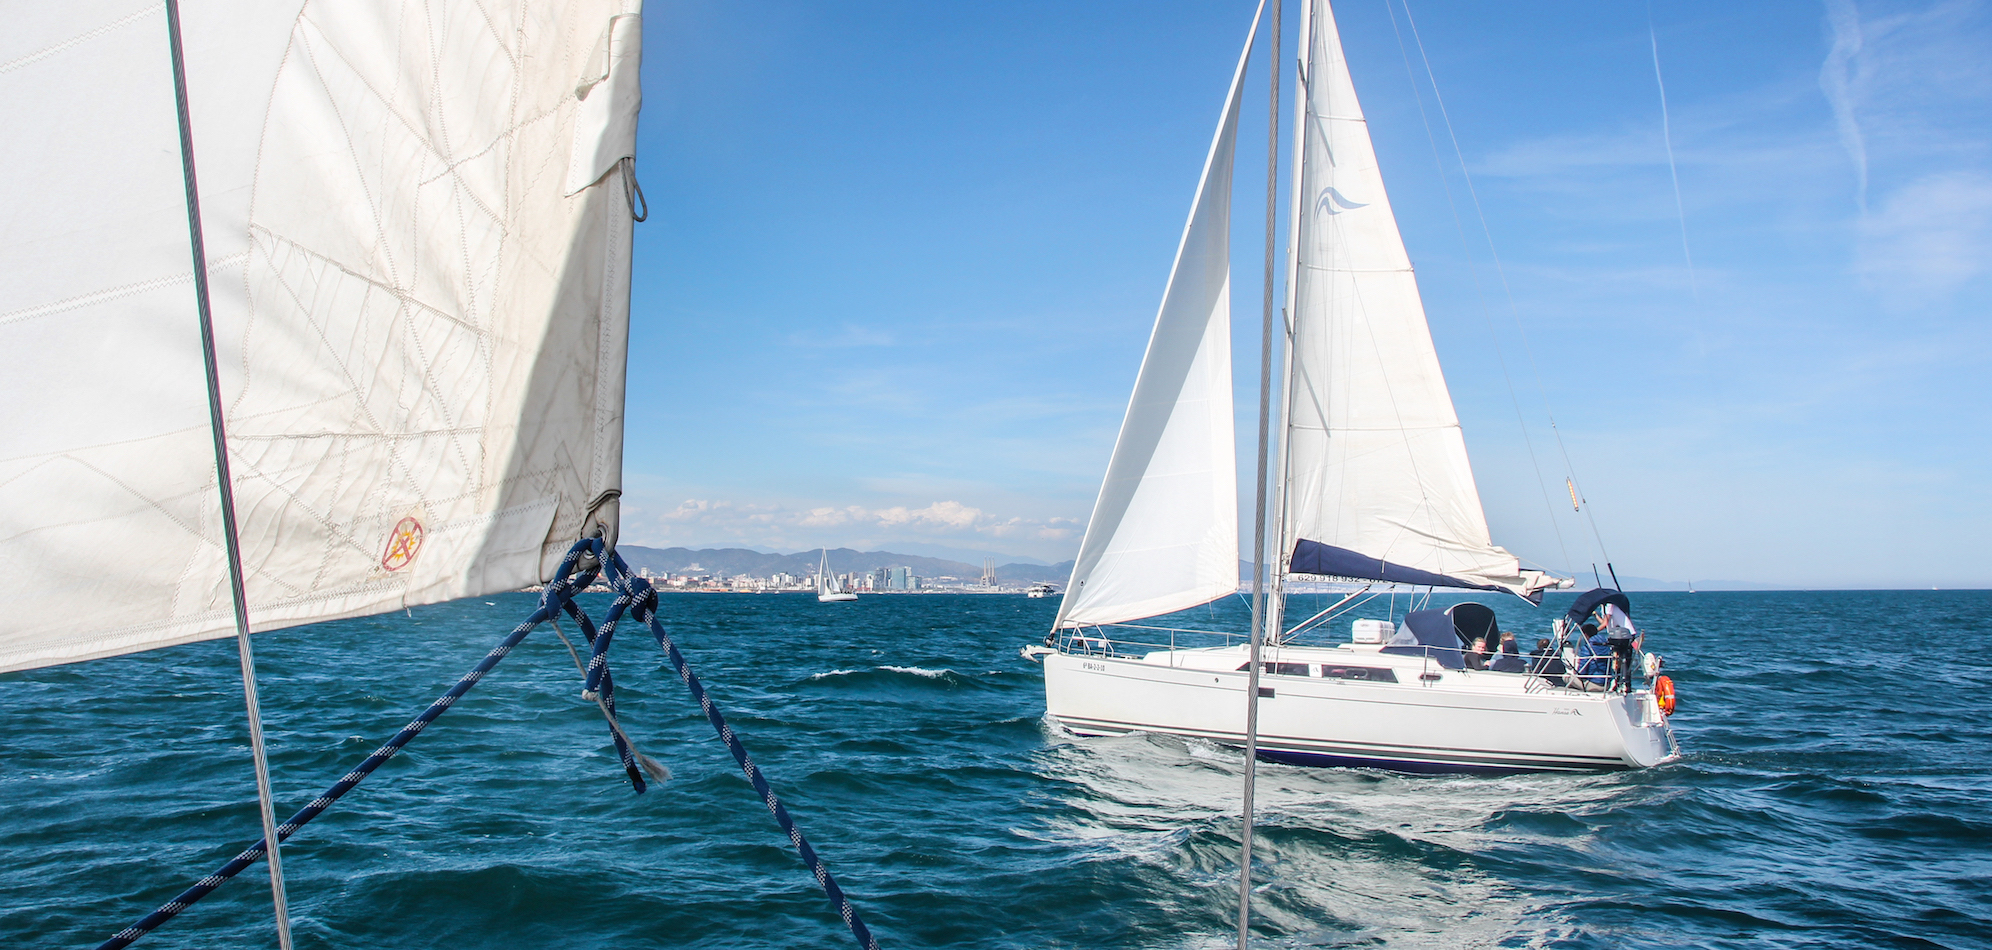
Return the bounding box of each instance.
[817,548,859,602]
[1026,0,1678,773]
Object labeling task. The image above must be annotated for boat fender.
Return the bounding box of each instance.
[1653,675,1677,716]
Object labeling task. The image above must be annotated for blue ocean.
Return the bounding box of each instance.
[4,589,1988,949]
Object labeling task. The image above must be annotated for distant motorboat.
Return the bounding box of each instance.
[1026,583,1058,599]
[816,549,858,602]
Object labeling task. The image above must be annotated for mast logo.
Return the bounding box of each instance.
[381,516,425,571]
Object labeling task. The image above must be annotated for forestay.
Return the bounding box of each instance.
[1278,0,1556,601]
[0,1,644,673]
[1053,16,1261,630]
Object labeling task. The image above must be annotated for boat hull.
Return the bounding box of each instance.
[818,593,858,602]
[1043,646,1677,773]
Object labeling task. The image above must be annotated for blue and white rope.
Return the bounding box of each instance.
[95,540,882,950]
[606,551,882,950]
[96,547,599,950]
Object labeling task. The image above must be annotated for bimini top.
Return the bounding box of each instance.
[1380,610,1465,669]
[1563,589,1632,628]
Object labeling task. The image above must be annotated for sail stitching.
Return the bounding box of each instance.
[0,252,250,329]
[0,3,160,76]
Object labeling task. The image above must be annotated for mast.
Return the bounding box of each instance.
[162,2,292,944]
[1268,0,1317,646]
[1239,0,1283,943]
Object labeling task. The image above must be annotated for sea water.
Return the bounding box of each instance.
[2,589,1988,949]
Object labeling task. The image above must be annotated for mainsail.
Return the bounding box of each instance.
[1278,0,1556,601]
[0,2,645,673]
[1053,13,1261,630]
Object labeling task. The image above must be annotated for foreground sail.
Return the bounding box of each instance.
[1278,1,1557,601]
[1053,11,1259,630]
[0,2,645,672]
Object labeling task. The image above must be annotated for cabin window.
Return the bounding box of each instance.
[1235,662,1312,677]
[1320,665,1397,683]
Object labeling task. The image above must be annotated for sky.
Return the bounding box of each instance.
[619,0,1992,588]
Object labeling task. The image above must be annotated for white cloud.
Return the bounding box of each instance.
[632,497,1081,553]
[1858,171,1992,294]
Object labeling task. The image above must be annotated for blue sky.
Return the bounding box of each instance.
[621,0,1991,588]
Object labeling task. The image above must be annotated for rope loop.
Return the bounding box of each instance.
[620,156,647,222]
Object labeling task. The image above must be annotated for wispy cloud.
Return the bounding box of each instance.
[1858,170,1992,295]
[1821,0,1871,212]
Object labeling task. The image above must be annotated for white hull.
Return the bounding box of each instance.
[1042,643,1677,773]
[817,592,858,603]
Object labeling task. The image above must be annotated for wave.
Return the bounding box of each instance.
[800,665,980,690]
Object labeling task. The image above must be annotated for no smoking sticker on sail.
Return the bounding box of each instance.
[381,516,425,571]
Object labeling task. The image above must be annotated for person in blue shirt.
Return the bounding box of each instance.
[1574,622,1613,689]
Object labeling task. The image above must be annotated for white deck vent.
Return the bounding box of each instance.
[1351,619,1394,644]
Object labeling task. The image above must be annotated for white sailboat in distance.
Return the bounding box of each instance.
[1024,0,1678,773]
[818,549,859,602]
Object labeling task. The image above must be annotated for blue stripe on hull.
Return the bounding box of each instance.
[1055,718,1625,774]
[1253,746,1621,775]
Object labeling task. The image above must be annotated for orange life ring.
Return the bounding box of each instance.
[1653,675,1677,716]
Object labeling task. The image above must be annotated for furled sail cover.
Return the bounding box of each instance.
[1280,0,1556,601]
[1054,13,1258,630]
[0,1,643,673]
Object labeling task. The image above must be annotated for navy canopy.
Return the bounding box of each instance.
[1448,603,1498,646]
[1563,588,1631,627]
[1380,609,1466,669]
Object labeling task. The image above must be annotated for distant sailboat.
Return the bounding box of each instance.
[1026,0,1677,773]
[817,549,858,602]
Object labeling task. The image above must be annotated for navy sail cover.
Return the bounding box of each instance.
[1290,539,1541,604]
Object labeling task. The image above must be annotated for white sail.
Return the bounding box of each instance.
[0,1,644,673]
[1279,0,1555,600]
[1054,13,1260,630]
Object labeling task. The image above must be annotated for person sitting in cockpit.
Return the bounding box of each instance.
[1528,637,1562,676]
[1490,630,1526,672]
[1463,636,1489,670]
